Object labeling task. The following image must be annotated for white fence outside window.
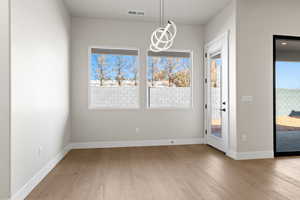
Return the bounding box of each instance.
[148,87,191,108]
[89,87,139,109]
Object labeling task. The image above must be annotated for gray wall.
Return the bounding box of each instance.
[11,0,71,195]
[204,0,238,153]
[71,18,203,143]
[0,0,10,198]
[236,0,300,152]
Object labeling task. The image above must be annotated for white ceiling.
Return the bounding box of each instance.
[64,0,232,25]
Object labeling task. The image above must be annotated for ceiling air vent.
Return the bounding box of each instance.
[128,10,145,16]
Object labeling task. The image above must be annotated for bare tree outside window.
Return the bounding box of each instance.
[96,55,108,86]
[147,51,192,108]
[165,57,180,87]
[89,48,139,109]
[149,57,159,87]
[114,56,125,86]
[131,65,138,86]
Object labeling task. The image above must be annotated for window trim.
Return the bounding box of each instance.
[88,46,141,110]
[146,49,194,110]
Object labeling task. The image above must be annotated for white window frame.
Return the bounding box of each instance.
[146,49,194,110]
[88,46,141,110]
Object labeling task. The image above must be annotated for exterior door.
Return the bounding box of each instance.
[205,32,229,153]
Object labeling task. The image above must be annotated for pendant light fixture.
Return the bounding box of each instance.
[150,0,177,52]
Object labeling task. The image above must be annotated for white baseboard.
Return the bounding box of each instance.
[71,138,204,149]
[11,145,72,200]
[227,150,274,160]
[226,150,238,160]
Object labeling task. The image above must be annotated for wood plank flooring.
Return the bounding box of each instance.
[26,145,300,200]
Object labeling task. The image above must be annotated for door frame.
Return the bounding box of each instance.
[204,31,229,154]
[273,35,300,157]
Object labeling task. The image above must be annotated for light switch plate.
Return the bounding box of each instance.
[241,96,253,103]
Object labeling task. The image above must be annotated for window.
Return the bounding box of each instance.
[89,48,139,109]
[147,51,192,108]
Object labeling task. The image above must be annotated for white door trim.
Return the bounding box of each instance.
[204,31,229,154]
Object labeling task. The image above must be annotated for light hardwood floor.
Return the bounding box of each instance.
[27,145,300,200]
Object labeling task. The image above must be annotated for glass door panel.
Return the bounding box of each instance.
[275,36,300,155]
[210,56,222,138]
